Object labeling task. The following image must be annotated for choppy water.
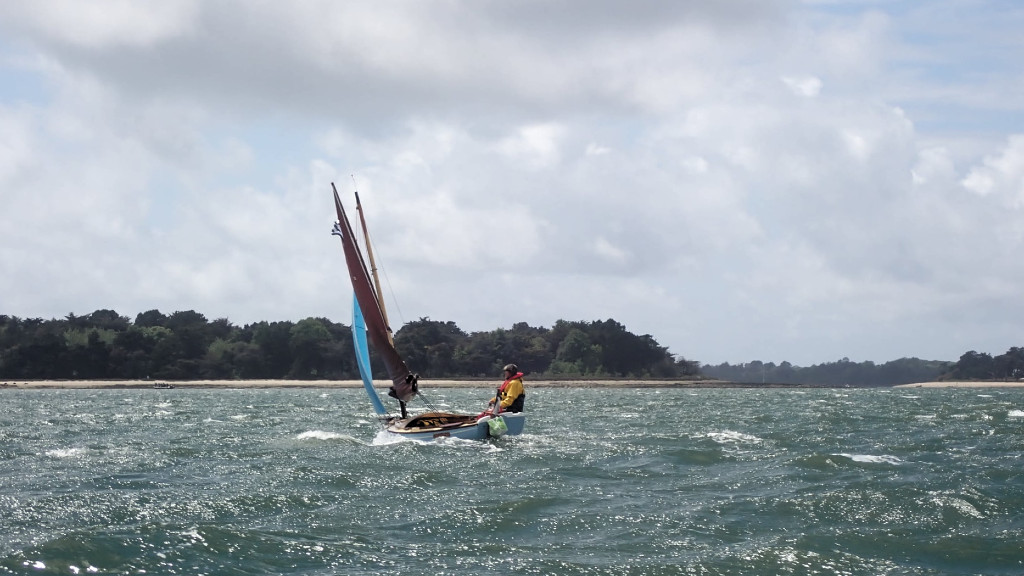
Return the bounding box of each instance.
[2,386,1023,575]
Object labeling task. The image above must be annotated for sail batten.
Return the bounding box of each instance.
[333,185,418,402]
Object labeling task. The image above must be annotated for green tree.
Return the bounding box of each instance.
[8,330,68,379]
[395,318,468,377]
[317,318,357,379]
[505,322,553,374]
[453,331,502,376]
[949,351,995,379]
[201,338,248,379]
[252,321,294,378]
[993,347,1024,380]
[72,330,112,378]
[85,309,131,331]
[551,328,602,375]
[109,326,164,378]
[289,318,333,378]
[135,309,168,328]
[230,341,268,379]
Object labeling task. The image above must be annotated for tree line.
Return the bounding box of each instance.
[700,357,951,387]
[701,347,1024,387]
[4,309,1018,385]
[943,348,1024,381]
[0,310,698,381]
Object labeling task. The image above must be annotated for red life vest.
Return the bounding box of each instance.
[499,372,524,393]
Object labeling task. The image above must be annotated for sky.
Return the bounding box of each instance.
[1,0,1022,367]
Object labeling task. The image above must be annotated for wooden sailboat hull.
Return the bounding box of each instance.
[386,412,526,441]
[332,184,528,440]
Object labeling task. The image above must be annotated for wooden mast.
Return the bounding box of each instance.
[354,190,394,346]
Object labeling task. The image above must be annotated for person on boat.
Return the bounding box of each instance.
[488,364,525,413]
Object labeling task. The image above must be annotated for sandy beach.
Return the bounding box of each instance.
[4,379,1023,389]
[894,380,1024,388]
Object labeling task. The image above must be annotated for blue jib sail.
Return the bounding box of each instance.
[352,293,387,415]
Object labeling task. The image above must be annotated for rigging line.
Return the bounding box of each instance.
[374,254,406,327]
[415,389,441,412]
[361,217,406,327]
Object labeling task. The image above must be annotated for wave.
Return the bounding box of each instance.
[707,430,762,444]
[835,453,903,465]
[43,447,85,459]
[295,430,363,444]
[794,452,904,470]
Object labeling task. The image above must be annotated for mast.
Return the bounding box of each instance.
[354,190,394,346]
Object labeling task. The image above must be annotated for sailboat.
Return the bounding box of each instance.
[331,183,526,441]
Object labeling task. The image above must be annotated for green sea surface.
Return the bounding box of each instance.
[2,387,1022,575]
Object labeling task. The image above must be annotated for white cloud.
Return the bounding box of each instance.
[682,156,709,175]
[782,75,823,97]
[1,0,199,48]
[0,105,36,181]
[592,237,631,266]
[495,123,565,170]
[962,135,1024,206]
[912,147,956,186]
[1,0,1023,367]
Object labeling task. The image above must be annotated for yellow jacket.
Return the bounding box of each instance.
[490,376,524,410]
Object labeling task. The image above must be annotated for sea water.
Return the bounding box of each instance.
[1,386,1022,575]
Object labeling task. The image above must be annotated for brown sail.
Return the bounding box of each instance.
[332,185,418,402]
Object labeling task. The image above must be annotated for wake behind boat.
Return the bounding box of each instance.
[331,184,525,441]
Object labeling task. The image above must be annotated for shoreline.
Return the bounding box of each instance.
[2,379,1023,390]
[894,380,1024,388]
[0,378,735,390]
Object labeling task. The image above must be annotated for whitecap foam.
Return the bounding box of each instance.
[837,453,902,465]
[372,430,408,446]
[44,447,84,458]
[296,428,364,440]
[369,430,497,449]
[707,430,761,444]
[297,430,348,441]
[1008,410,1024,418]
[932,495,983,518]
